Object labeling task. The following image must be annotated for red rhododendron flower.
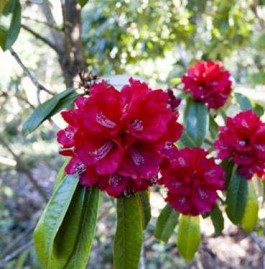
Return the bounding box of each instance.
[214,110,265,179]
[181,61,232,109]
[57,78,183,197]
[160,148,225,215]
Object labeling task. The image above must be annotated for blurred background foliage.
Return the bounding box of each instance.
[1,0,265,268]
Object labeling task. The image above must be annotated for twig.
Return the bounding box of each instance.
[9,48,54,96]
[0,240,33,267]
[0,137,48,202]
[2,226,34,257]
[250,232,265,252]
[22,15,63,31]
[21,23,61,54]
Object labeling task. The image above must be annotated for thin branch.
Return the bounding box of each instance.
[2,226,34,257]
[250,232,265,252]
[0,137,48,202]
[21,23,61,54]
[22,15,63,31]
[9,48,54,96]
[0,240,33,267]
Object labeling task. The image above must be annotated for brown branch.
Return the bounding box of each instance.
[0,137,48,202]
[22,15,63,31]
[21,23,61,54]
[9,48,54,96]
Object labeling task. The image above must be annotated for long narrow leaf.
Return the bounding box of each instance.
[177,215,201,261]
[34,175,78,267]
[226,169,248,224]
[50,186,100,269]
[114,195,143,269]
[23,89,76,135]
[155,203,179,242]
[184,98,209,146]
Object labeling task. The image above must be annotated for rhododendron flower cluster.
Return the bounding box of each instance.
[57,78,182,197]
[181,61,232,109]
[161,148,225,215]
[214,110,265,179]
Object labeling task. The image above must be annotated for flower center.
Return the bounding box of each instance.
[131,150,145,166]
[89,141,114,161]
[109,174,122,187]
[130,119,144,131]
[96,112,116,129]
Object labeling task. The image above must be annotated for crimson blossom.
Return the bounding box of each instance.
[57,78,183,197]
[214,110,265,179]
[161,148,225,215]
[181,61,232,109]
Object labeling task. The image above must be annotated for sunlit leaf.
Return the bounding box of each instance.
[241,182,259,232]
[177,215,201,261]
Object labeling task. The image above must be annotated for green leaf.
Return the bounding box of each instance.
[234,92,252,111]
[78,0,89,7]
[177,215,201,261]
[184,98,209,146]
[53,160,69,191]
[253,102,264,117]
[34,175,78,267]
[178,131,197,148]
[209,115,219,139]
[210,205,224,235]
[0,25,7,48]
[0,0,8,15]
[241,182,259,232]
[114,195,143,269]
[23,89,77,135]
[0,0,21,50]
[50,186,100,269]
[226,169,248,224]
[135,191,151,229]
[155,203,179,242]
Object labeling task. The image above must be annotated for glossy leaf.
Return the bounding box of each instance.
[241,182,259,232]
[53,160,69,191]
[234,92,252,111]
[226,169,248,224]
[23,89,77,135]
[177,215,201,261]
[210,205,224,235]
[184,98,209,146]
[78,0,89,7]
[135,191,151,229]
[50,186,100,269]
[155,203,179,242]
[34,175,78,267]
[0,0,21,50]
[178,131,197,148]
[114,195,143,269]
[209,115,219,139]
